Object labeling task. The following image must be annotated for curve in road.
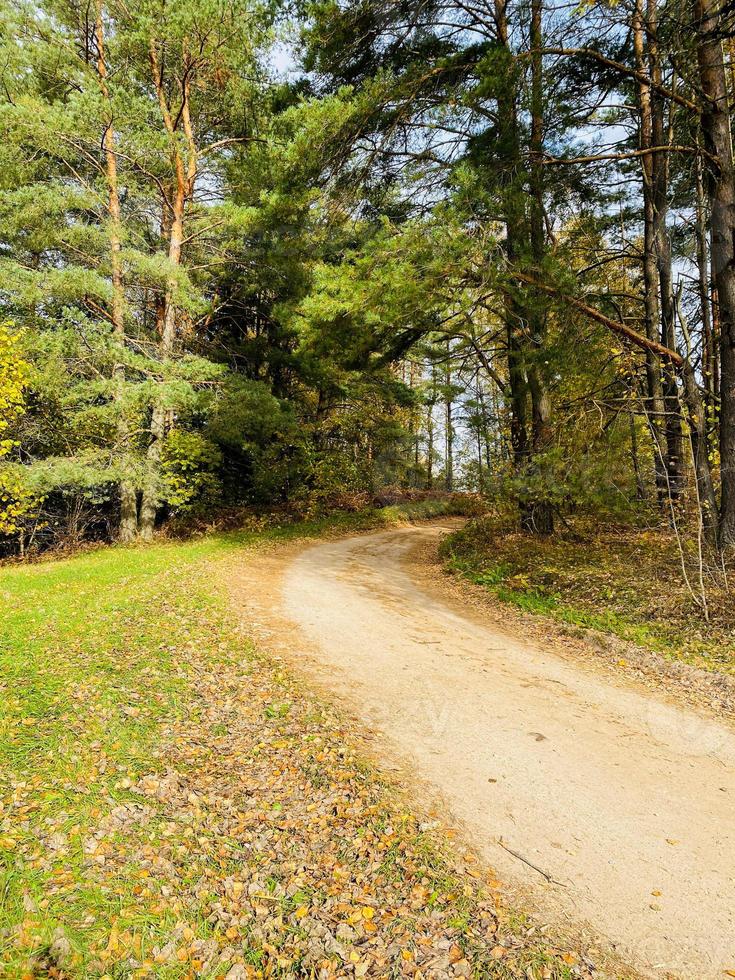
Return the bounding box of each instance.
[273,524,735,978]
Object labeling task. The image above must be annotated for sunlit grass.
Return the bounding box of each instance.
[441,516,735,673]
[0,500,470,976]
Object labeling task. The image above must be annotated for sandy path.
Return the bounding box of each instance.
[242,523,735,978]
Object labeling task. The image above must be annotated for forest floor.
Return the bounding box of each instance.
[0,501,603,980]
[441,515,735,678]
[233,522,735,980]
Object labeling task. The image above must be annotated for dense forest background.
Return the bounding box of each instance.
[1,0,734,562]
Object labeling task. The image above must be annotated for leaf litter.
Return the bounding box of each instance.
[0,527,614,979]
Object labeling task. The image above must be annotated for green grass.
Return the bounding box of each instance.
[440,517,735,672]
[0,530,241,976]
[495,581,660,647]
[0,499,473,978]
[453,558,661,648]
[0,499,608,980]
[445,551,683,656]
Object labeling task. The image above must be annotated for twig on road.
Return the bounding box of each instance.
[497,838,568,887]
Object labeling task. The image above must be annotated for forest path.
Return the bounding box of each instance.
[231,522,735,979]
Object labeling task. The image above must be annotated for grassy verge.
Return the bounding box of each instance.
[0,502,591,979]
[440,515,735,674]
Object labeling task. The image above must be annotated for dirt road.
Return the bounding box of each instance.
[244,523,735,978]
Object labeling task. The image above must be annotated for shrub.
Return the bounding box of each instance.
[159,431,223,515]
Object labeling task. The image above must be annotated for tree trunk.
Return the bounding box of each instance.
[426,373,436,489]
[507,321,530,488]
[426,407,434,489]
[694,0,735,545]
[94,4,138,542]
[696,152,717,429]
[524,0,554,535]
[494,0,537,529]
[475,385,484,491]
[647,0,684,501]
[477,379,493,476]
[633,0,669,506]
[444,345,453,492]
[682,360,720,545]
[140,41,197,540]
[630,409,647,500]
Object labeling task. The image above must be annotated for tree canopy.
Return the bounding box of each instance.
[1,0,735,555]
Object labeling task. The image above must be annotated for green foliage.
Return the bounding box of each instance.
[0,0,690,554]
[159,431,223,514]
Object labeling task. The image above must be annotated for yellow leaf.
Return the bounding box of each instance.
[361,907,375,920]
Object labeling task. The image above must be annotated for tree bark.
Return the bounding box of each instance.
[494,0,538,530]
[694,0,735,545]
[633,0,670,507]
[646,0,684,501]
[426,370,437,489]
[696,151,717,428]
[444,343,454,491]
[524,0,554,535]
[677,300,720,544]
[94,3,139,542]
[140,40,198,539]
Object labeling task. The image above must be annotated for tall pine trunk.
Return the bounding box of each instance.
[633,0,670,507]
[647,0,684,501]
[525,0,554,534]
[444,345,454,491]
[695,0,735,546]
[494,0,536,530]
[695,152,717,430]
[140,42,198,540]
[94,4,139,541]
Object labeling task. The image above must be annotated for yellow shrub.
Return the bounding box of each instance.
[0,321,26,458]
[0,323,30,535]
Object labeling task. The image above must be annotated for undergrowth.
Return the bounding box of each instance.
[440,515,735,674]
